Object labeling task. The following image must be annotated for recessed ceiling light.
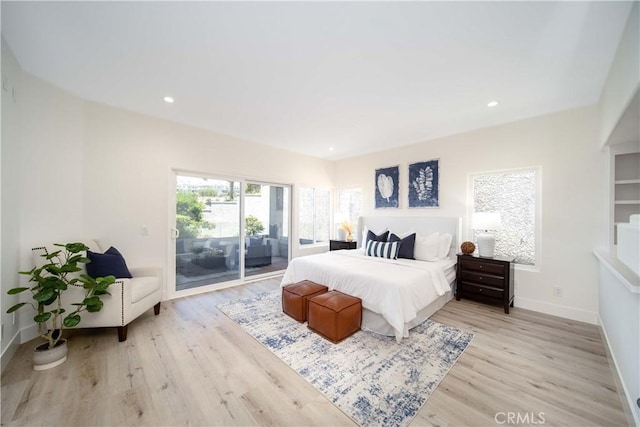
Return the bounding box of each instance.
[487,101,499,107]
[329,147,334,151]
[163,96,174,103]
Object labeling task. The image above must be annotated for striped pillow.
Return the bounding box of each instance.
[365,240,399,259]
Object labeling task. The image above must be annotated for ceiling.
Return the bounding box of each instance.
[1,1,633,160]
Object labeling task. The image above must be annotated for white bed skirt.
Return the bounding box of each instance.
[361,288,453,339]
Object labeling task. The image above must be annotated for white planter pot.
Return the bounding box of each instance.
[33,339,68,371]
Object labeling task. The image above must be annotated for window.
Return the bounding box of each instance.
[471,168,539,266]
[299,187,330,245]
[337,188,362,240]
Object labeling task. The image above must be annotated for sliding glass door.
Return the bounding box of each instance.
[174,175,241,291]
[173,173,290,292]
[243,182,290,278]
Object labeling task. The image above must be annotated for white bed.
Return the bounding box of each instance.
[281,216,460,341]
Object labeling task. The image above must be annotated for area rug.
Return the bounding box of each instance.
[217,291,473,427]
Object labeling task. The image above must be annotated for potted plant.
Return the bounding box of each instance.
[6,242,115,370]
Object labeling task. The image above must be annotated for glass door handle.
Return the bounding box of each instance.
[171,228,179,239]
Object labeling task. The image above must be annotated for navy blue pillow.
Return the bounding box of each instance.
[389,233,416,260]
[367,230,389,243]
[86,246,132,279]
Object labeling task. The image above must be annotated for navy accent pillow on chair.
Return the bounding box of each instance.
[86,246,133,279]
[389,233,416,260]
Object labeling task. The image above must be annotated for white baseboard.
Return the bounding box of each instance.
[20,323,39,342]
[514,297,599,324]
[1,323,42,372]
[1,330,21,373]
[598,315,640,427]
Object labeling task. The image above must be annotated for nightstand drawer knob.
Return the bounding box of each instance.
[479,265,483,269]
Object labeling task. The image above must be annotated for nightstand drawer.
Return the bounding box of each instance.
[329,240,357,251]
[460,271,505,288]
[462,283,503,300]
[459,258,505,276]
[456,254,515,314]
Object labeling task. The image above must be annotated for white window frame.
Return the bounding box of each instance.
[335,187,362,241]
[298,186,331,247]
[467,166,542,271]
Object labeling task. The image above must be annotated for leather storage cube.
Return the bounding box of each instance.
[307,291,362,343]
[282,281,328,322]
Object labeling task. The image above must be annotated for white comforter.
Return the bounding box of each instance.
[281,249,455,340]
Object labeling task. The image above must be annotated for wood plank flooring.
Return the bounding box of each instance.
[1,278,628,426]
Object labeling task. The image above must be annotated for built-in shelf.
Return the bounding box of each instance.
[612,150,640,246]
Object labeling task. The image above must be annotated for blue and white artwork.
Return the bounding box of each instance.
[375,166,399,208]
[409,160,439,208]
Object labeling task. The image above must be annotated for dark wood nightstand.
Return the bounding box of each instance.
[329,240,357,251]
[456,254,514,313]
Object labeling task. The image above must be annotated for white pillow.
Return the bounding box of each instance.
[438,233,453,259]
[414,232,440,261]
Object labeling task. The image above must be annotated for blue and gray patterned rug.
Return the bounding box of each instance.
[217,291,473,427]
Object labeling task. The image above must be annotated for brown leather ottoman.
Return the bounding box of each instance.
[307,291,362,343]
[282,281,328,322]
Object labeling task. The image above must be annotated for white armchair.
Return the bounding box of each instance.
[31,240,163,341]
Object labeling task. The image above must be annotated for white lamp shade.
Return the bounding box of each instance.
[472,212,501,257]
[476,232,496,257]
[472,212,502,231]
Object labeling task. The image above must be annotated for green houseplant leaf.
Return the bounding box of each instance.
[6,302,27,313]
[34,288,56,303]
[34,312,52,323]
[63,314,81,328]
[6,242,115,349]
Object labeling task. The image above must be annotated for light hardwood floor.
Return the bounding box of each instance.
[1,278,628,426]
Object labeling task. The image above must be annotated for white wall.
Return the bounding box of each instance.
[9,62,88,341]
[81,101,333,270]
[597,254,640,426]
[1,38,23,370]
[0,40,333,360]
[599,2,639,148]
[334,106,605,323]
[597,3,640,424]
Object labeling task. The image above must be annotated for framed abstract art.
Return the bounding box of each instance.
[408,160,439,208]
[375,165,399,208]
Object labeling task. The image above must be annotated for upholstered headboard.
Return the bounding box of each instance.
[357,216,461,257]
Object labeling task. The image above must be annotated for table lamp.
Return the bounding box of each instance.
[472,212,502,258]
